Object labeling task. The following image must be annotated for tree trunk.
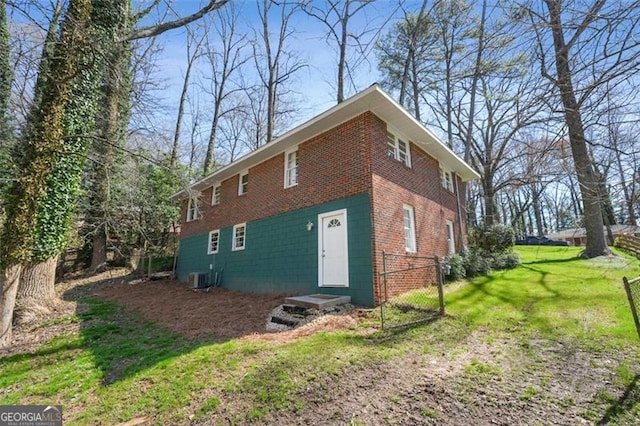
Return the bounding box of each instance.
[91,227,108,271]
[544,0,609,257]
[0,264,22,347]
[482,168,498,225]
[532,185,544,236]
[14,256,59,324]
[90,43,128,271]
[18,255,58,301]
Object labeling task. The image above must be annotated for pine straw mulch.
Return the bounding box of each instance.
[1,269,365,358]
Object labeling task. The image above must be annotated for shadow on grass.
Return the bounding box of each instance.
[443,268,567,335]
[520,257,580,266]
[73,297,211,385]
[53,272,270,386]
[598,374,640,425]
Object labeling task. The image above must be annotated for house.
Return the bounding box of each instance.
[170,84,479,306]
[548,225,640,246]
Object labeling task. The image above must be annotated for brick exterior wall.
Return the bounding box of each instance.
[178,109,470,306]
[368,118,468,305]
[180,112,376,239]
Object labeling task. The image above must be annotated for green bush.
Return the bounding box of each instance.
[443,225,520,282]
[463,247,492,277]
[491,251,521,270]
[469,224,515,255]
[444,253,466,281]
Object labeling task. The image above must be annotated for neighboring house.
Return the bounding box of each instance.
[171,84,479,306]
[548,225,640,246]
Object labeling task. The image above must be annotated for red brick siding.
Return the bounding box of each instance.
[370,175,460,304]
[180,112,375,238]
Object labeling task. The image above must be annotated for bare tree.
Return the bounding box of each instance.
[88,0,232,271]
[376,0,433,120]
[253,0,305,144]
[169,25,206,168]
[201,5,250,174]
[523,0,640,257]
[302,0,386,104]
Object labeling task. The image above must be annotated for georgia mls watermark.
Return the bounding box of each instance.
[0,405,62,426]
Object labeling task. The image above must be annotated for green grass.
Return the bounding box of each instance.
[1,246,640,424]
[445,246,640,344]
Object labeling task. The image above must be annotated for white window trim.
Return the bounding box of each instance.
[232,223,246,251]
[403,204,417,253]
[440,167,454,192]
[446,221,455,254]
[208,229,220,254]
[238,170,248,195]
[386,128,412,168]
[186,196,201,222]
[211,183,221,206]
[284,147,299,188]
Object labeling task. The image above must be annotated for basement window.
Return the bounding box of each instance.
[208,230,220,254]
[233,223,246,251]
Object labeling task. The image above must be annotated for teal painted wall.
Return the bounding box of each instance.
[176,193,375,306]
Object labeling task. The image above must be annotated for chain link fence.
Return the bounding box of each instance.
[623,275,640,339]
[378,251,445,329]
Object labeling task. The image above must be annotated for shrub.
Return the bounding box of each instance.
[463,247,492,277]
[444,253,466,281]
[491,251,521,270]
[469,224,515,255]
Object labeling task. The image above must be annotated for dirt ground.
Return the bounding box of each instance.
[3,270,640,425]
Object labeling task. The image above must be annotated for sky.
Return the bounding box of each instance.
[144,0,406,140]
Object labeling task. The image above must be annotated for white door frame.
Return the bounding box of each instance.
[318,208,349,287]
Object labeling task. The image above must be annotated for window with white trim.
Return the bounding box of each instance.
[284,148,298,188]
[440,167,453,192]
[211,184,221,205]
[186,196,201,222]
[403,204,417,253]
[232,223,246,251]
[238,171,248,195]
[208,229,220,254]
[386,131,411,167]
[446,221,455,254]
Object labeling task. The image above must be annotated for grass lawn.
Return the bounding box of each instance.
[1,246,640,424]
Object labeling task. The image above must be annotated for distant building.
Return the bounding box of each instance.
[547,225,640,246]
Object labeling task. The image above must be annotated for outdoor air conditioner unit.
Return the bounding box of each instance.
[188,272,208,289]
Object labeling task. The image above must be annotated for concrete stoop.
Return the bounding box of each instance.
[284,294,351,310]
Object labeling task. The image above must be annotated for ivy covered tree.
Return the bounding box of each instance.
[16,0,126,313]
[0,0,94,347]
[0,1,15,227]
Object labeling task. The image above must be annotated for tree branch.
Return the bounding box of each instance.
[126,0,231,41]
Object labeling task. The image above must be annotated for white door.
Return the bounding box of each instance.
[318,209,349,287]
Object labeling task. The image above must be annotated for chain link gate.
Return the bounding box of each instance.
[378,251,445,329]
[623,275,640,339]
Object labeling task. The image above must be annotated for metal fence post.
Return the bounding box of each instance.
[435,256,445,316]
[380,250,388,330]
[623,276,640,339]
